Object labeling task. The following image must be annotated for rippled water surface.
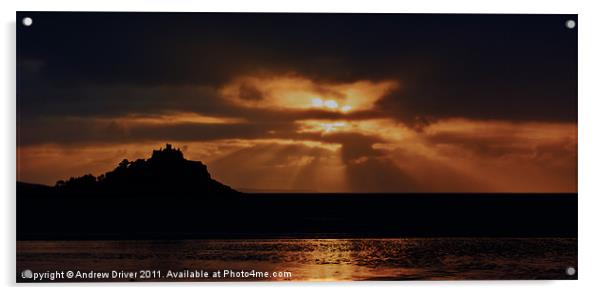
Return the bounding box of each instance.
[17,238,577,281]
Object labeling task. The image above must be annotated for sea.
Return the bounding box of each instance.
[17,238,577,282]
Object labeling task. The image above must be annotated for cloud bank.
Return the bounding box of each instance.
[17,13,577,192]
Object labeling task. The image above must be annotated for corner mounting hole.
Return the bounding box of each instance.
[22,17,33,27]
[566,19,576,29]
[566,266,576,276]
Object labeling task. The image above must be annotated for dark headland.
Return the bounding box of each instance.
[17,144,577,240]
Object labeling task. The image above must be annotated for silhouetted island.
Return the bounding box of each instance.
[17,144,577,240]
[53,144,237,196]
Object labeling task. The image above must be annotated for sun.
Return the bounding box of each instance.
[311,98,324,107]
[310,97,351,113]
[324,100,338,109]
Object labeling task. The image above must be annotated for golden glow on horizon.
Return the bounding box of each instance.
[17,116,577,192]
[17,139,344,187]
[16,72,577,193]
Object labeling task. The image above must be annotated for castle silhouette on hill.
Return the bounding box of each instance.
[54,144,237,195]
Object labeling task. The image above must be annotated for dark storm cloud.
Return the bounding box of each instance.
[20,83,210,118]
[17,12,577,127]
[319,133,384,163]
[17,82,231,119]
[238,83,264,101]
[375,62,577,124]
[17,118,297,146]
[421,122,577,166]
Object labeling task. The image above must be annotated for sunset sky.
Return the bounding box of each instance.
[17,13,577,192]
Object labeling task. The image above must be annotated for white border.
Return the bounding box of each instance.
[2,0,601,294]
